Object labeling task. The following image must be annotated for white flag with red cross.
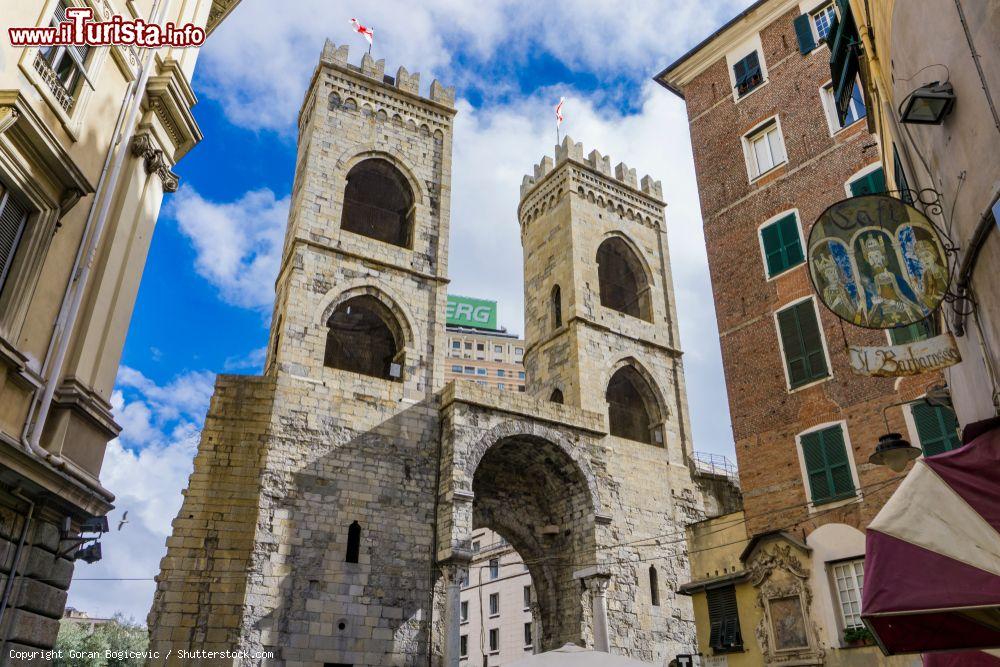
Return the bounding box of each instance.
[555,97,565,127]
[350,18,374,46]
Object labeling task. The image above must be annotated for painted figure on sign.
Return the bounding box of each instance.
[914,239,949,306]
[816,253,864,325]
[857,233,925,326]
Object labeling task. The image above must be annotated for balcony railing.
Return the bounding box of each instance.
[33,52,74,112]
[692,451,740,486]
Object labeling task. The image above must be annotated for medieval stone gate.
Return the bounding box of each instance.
[147,41,710,667]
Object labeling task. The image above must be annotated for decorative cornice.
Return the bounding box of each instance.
[132,134,179,192]
[206,0,242,36]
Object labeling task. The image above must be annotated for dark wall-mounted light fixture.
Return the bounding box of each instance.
[900,82,956,125]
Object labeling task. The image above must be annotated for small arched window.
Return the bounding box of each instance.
[550,389,564,405]
[341,158,415,248]
[606,366,661,444]
[551,285,562,330]
[596,237,652,321]
[325,295,404,381]
[346,521,361,563]
[649,566,660,606]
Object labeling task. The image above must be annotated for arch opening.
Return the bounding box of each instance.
[549,389,564,405]
[551,284,562,329]
[596,237,652,321]
[341,158,415,248]
[606,366,662,445]
[324,295,405,381]
[467,435,597,653]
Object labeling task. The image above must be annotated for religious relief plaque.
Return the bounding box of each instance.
[767,595,810,651]
[808,195,949,329]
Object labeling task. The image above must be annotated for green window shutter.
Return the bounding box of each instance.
[761,222,785,276]
[912,402,961,457]
[850,167,887,196]
[802,431,832,502]
[822,426,856,498]
[794,14,817,54]
[779,214,805,267]
[707,585,742,651]
[777,301,829,388]
[894,147,914,204]
[802,426,855,504]
[889,317,936,345]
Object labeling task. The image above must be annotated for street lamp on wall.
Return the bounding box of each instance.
[900,82,956,125]
[869,400,924,472]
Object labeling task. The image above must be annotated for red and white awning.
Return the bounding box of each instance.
[863,422,1000,658]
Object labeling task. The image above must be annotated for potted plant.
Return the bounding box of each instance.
[843,625,875,647]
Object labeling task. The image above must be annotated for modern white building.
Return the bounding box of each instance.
[460,529,536,666]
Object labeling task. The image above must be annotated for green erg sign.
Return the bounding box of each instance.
[446,295,497,330]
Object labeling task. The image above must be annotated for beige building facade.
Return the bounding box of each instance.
[459,529,535,666]
[844,0,1000,426]
[148,40,719,667]
[0,0,237,658]
[444,324,526,394]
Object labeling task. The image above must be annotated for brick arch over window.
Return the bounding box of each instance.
[596,235,652,321]
[324,294,407,381]
[606,363,664,445]
[341,158,415,248]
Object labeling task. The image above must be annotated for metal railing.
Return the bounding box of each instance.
[691,451,740,486]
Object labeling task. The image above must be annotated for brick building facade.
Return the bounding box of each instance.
[657,0,955,664]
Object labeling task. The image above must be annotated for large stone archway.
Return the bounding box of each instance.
[471,434,598,650]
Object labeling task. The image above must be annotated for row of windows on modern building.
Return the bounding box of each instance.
[448,339,524,362]
[451,366,526,380]
[460,625,533,659]
[706,556,865,654]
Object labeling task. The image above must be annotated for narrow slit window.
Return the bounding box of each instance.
[649,566,660,606]
[346,521,361,563]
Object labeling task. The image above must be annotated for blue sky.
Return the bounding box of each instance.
[68,0,755,620]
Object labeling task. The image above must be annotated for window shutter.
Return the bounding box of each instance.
[707,585,742,650]
[822,426,855,497]
[778,301,828,388]
[779,214,804,266]
[913,402,960,457]
[894,147,914,204]
[802,431,832,502]
[794,14,817,54]
[850,167,886,196]
[761,222,785,276]
[778,306,809,387]
[0,189,29,292]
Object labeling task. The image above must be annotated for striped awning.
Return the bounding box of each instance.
[862,422,1000,658]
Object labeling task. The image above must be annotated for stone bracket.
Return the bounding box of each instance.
[132,134,179,193]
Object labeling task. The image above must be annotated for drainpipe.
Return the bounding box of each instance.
[25,0,167,461]
[0,489,35,655]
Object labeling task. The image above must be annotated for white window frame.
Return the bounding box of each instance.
[489,592,500,617]
[725,33,769,103]
[460,633,469,658]
[772,296,834,393]
[523,585,531,610]
[799,0,838,44]
[793,420,863,513]
[830,558,865,630]
[742,116,788,182]
[757,209,806,281]
[489,558,499,580]
[524,622,533,649]
[460,600,469,623]
[820,80,866,135]
[844,162,885,198]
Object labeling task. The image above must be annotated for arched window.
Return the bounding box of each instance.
[606,366,661,444]
[649,566,660,606]
[596,237,652,321]
[550,389,564,404]
[551,285,562,329]
[346,521,361,563]
[341,158,415,248]
[324,295,404,381]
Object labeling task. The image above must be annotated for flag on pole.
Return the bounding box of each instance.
[350,18,374,46]
[555,97,565,127]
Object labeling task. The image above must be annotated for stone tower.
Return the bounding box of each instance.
[149,43,708,667]
[148,41,458,665]
[519,137,694,467]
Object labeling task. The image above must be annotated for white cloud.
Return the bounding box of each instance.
[198,0,757,135]
[167,187,288,310]
[224,345,267,371]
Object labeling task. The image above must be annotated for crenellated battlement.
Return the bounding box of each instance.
[319,39,456,108]
[520,135,663,201]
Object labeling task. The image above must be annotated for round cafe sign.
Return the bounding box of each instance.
[808,195,949,329]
